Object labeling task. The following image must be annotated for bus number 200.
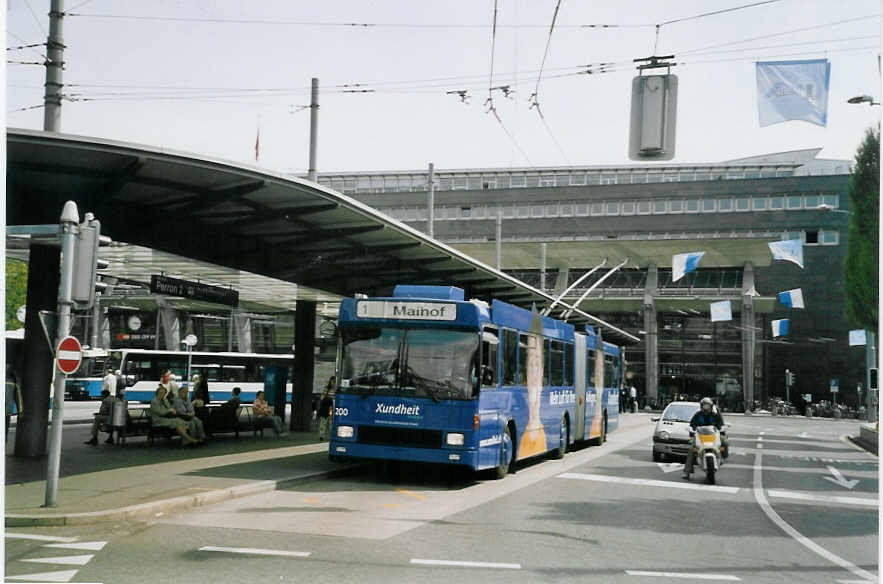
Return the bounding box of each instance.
[334,407,349,417]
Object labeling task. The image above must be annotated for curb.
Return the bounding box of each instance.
[5,461,367,527]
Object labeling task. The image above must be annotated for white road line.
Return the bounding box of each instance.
[626,570,741,580]
[752,450,877,582]
[5,533,79,543]
[21,554,94,566]
[766,489,878,508]
[5,569,79,582]
[557,473,740,494]
[837,579,877,583]
[44,541,107,551]
[198,546,311,558]
[410,558,521,570]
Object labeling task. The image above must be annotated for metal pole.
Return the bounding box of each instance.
[495,211,502,270]
[186,344,193,390]
[43,0,65,131]
[427,163,435,238]
[307,77,319,182]
[867,331,877,423]
[45,201,79,507]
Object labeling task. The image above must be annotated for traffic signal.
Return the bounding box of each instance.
[871,368,878,391]
[71,213,110,310]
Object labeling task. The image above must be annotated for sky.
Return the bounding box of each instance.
[6,0,882,175]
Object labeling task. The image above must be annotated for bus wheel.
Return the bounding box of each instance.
[550,416,568,460]
[493,426,513,480]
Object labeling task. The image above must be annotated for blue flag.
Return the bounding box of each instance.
[756,59,830,127]
[771,318,789,338]
[777,288,805,309]
[672,251,705,282]
[768,239,804,268]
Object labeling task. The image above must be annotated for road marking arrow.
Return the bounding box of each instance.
[657,462,683,473]
[822,466,860,490]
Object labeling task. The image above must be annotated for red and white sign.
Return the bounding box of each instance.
[55,336,83,375]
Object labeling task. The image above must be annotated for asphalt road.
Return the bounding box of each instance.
[5,414,877,584]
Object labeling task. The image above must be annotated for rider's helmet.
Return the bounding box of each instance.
[700,397,714,413]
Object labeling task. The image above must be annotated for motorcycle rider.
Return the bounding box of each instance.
[683,397,726,479]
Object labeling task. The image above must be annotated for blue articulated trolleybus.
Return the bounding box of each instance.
[329,285,622,478]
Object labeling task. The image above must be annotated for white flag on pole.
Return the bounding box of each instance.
[710,300,732,322]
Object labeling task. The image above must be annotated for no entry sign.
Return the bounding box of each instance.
[55,336,83,375]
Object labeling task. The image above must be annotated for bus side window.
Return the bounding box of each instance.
[564,342,574,387]
[481,329,498,388]
[502,329,517,386]
[517,334,528,385]
[587,350,596,389]
[543,339,551,386]
[550,340,564,386]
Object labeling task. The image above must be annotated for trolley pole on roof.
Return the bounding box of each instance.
[43,0,65,131]
[308,77,319,182]
[427,162,435,237]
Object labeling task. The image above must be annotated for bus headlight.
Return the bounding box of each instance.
[656,431,670,441]
[446,433,464,446]
[337,425,354,438]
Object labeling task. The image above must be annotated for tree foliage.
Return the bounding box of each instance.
[5,259,29,330]
[844,126,879,330]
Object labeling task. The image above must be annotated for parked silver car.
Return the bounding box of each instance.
[651,401,700,462]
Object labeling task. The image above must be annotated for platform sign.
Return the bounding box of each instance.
[830,378,839,393]
[55,336,83,374]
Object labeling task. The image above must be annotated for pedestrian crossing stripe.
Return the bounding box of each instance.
[21,554,94,566]
[44,540,107,551]
[6,569,79,582]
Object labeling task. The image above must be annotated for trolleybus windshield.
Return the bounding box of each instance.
[340,326,479,400]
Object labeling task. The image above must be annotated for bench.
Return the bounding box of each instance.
[96,404,266,444]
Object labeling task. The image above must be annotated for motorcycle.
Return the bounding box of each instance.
[685,425,725,484]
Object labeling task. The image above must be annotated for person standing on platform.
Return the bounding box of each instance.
[102,368,118,397]
[318,376,335,441]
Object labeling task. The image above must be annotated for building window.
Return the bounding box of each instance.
[805,230,819,245]
[591,202,604,216]
[652,200,667,214]
[575,203,588,216]
[787,195,802,209]
[630,172,647,184]
[560,204,573,217]
[669,199,683,213]
[600,173,616,185]
[637,201,651,215]
[586,173,601,185]
[735,197,750,211]
[540,175,556,187]
[752,197,767,211]
[569,174,586,186]
[384,176,399,191]
[502,205,514,219]
[531,205,544,218]
[685,199,700,213]
[695,172,711,181]
[822,194,839,207]
[405,208,417,221]
[776,170,794,177]
[647,172,663,183]
[545,203,559,217]
[526,176,540,188]
[510,175,525,188]
[821,230,839,245]
[804,194,820,209]
[483,178,497,190]
[726,171,745,179]
[784,230,800,240]
[474,206,486,219]
[621,201,635,215]
[439,177,452,190]
[605,202,620,215]
[451,177,468,190]
[770,196,785,210]
[718,198,732,212]
[662,172,679,183]
[517,205,529,218]
[702,199,716,212]
[678,171,695,181]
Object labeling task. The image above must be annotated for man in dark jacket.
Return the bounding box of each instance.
[683,397,726,478]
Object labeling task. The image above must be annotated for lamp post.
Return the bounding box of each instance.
[182,334,197,389]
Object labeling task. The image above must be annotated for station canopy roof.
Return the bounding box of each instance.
[7,129,656,345]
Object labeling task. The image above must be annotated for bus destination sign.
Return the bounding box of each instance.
[357,301,457,321]
[151,275,239,307]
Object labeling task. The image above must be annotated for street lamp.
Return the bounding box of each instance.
[813,203,852,215]
[847,95,880,106]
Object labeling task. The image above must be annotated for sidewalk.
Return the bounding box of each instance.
[5,412,653,527]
